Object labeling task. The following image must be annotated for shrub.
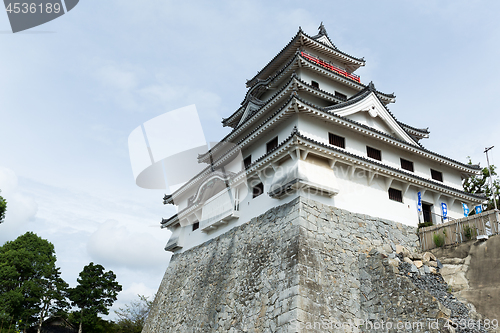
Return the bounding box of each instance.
[433,232,445,247]
[418,221,433,229]
[464,225,477,240]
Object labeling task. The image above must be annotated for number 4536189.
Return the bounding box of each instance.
[6,3,62,14]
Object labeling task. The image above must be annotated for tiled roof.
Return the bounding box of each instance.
[246,26,365,88]
[224,52,394,129]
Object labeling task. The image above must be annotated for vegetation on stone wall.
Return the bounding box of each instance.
[433,232,445,248]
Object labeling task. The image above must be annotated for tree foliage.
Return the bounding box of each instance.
[463,157,500,211]
[68,262,122,333]
[0,189,6,224]
[114,294,153,333]
[0,232,67,332]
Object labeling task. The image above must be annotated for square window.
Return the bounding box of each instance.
[192,221,200,231]
[400,158,414,172]
[329,133,345,148]
[253,182,264,198]
[266,137,278,153]
[244,155,252,169]
[311,80,319,88]
[431,169,443,182]
[388,188,403,202]
[335,91,347,100]
[367,146,382,161]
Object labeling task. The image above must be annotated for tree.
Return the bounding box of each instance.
[463,157,500,211]
[0,232,67,333]
[114,294,154,333]
[35,266,69,333]
[0,190,6,224]
[68,262,122,333]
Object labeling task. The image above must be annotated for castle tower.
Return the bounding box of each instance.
[161,24,483,254]
[143,24,485,333]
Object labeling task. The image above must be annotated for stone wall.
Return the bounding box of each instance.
[432,235,500,324]
[143,197,421,333]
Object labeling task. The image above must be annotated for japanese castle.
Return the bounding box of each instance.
[162,24,483,253]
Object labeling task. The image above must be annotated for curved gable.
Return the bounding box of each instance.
[333,92,419,146]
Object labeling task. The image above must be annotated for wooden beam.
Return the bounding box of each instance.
[301,150,309,160]
[402,183,410,196]
[329,159,337,169]
[295,148,301,161]
[288,150,297,161]
[434,192,442,204]
[367,171,376,186]
[348,165,356,180]
[257,171,266,183]
[385,177,394,191]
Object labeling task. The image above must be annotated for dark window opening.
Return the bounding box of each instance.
[329,133,345,148]
[192,221,199,231]
[367,146,382,161]
[431,169,443,182]
[388,188,403,202]
[422,203,433,223]
[244,155,252,169]
[266,137,278,153]
[311,80,319,88]
[400,158,414,172]
[335,91,347,100]
[253,182,264,198]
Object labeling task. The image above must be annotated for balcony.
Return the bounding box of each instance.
[301,51,361,83]
[199,188,240,233]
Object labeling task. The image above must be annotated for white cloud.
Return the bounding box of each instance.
[0,167,38,244]
[87,219,170,271]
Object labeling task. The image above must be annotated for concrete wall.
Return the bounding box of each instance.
[432,235,500,322]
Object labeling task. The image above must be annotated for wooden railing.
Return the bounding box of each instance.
[418,210,500,251]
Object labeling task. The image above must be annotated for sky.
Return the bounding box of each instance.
[1,0,499,320]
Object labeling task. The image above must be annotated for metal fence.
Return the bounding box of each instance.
[418,209,500,251]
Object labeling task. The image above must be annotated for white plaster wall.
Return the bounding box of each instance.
[297,114,465,190]
[240,116,298,164]
[346,112,394,136]
[176,180,300,253]
[297,67,359,98]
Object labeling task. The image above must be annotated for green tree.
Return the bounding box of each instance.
[0,232,67,332]
[0,190,6,224]
[68,262,122,333]
[35,266,69,333]
[463,157,500,211]
[114,294,154,333]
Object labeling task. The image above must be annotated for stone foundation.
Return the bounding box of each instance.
[143,197,425,332]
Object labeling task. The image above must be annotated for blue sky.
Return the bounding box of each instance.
[1,0,499,319]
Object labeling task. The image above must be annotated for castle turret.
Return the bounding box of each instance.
[162,24,483,254]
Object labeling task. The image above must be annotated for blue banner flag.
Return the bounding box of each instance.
[441,202,448,220]
[475,205,483,214]
[462,203,469,217]
[417,192,422,212]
